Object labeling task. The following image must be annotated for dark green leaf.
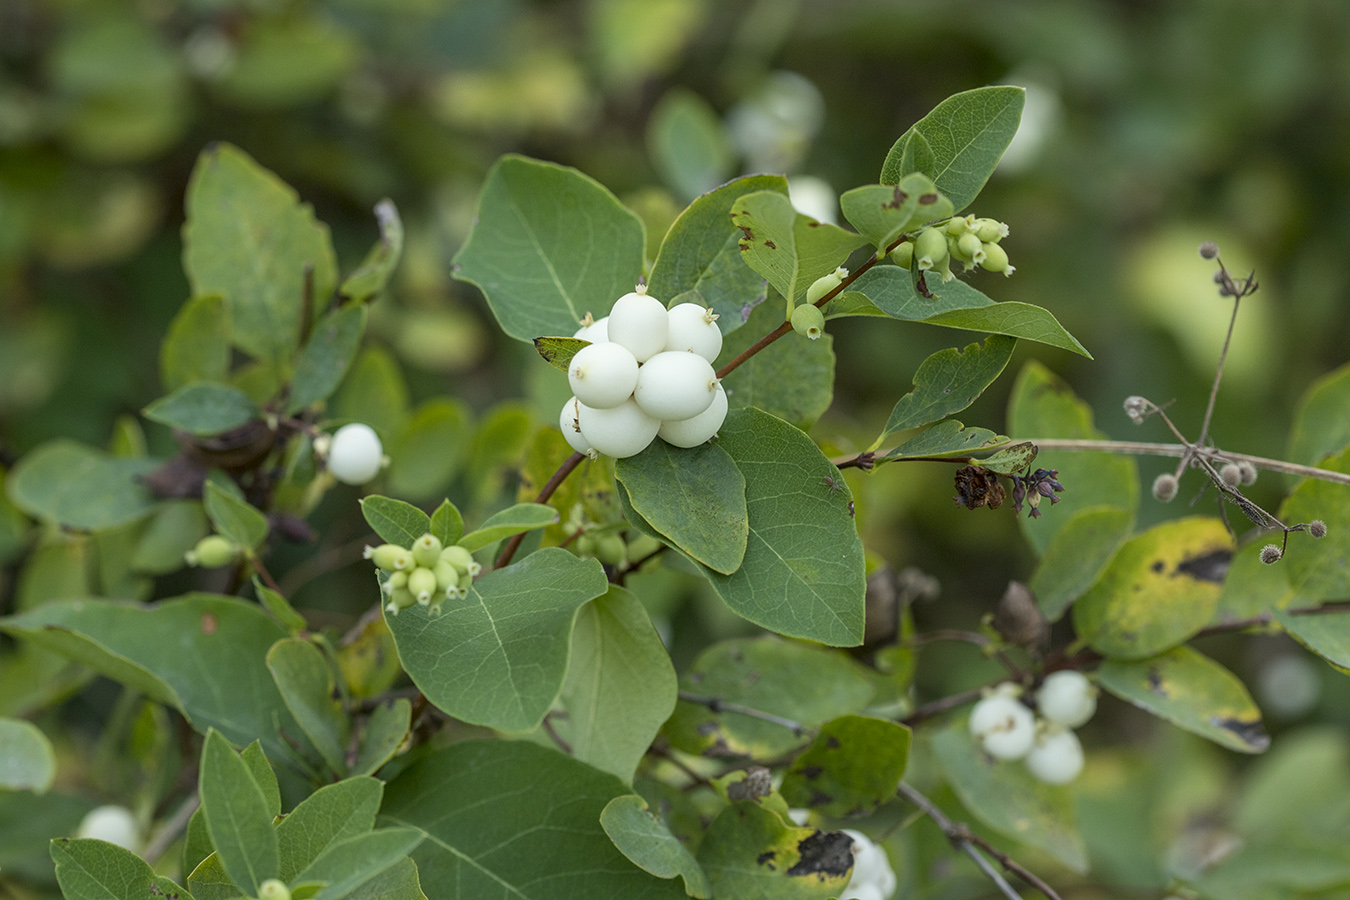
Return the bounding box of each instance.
[697,802,849,900]
[452,155,645,343]
[161,294,230,392]
[1279,446,1350,599]
[647,89,734,202]
[295,828,423,900]
[267,639,350,775]
[384,548,607,731]
[143,382,260,436]
[358,495,430,548]
[1029,506,1133,621]
[533,336,589,372]
[240,741,280,819]
[1095,646,1269,753]
[380,740,687,899]
[340,199,404,304]
[457,503,558,552]
[1286,359,1350,474]
[183,143,338,363]
[131,500,209,575]
[351,699,410,777]
[616,440,748,575]
[6,439,158,531]
[51,838,195,900]
[254,579,307,633]
[428,500,464,549]
[780,716,911,818]
[840,174,951,250]
[0,718,56,793]
[880,86,1025,212]
[276,776,382,882]
[289,305,367,414]
[924,303,1089,357]
[387,399,473,500]
[332,347,410,439]
[200,729,279,896]
[717,295,835,430]
[203,481,269,552]
[730,190,869,310]
[875,335,1016,444]
[600,795,711,898]
[878,419,1010,464]
[1275,608,1350,673]
[648,175,789,334]
[183,807,213,879]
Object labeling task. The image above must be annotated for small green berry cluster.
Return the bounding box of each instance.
[891,215,1013,281]
[790,266,848,340]
[365,532,481,616]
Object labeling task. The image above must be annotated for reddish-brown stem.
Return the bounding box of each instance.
[494,451,586,570]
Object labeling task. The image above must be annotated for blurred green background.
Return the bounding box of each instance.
[3,0,1350,893]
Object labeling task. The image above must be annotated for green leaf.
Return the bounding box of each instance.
[51,838,195,900]
[648,175,789,334]
[332,347,410,440]
[878,419,1010,463]
[1029,506,1134,621]
[0,594,301,763]
[288,305,367,414]
[696,803,850,900]
[143,382,260,436]
[351,699,410,777]
[933,721,1088,872]
[1186,844,1350,900]
[839,174,952,250]
[551,587,677,784]
[873,335,1016,446]
[340,199,404,304]
[161,294,230,392]
[6,439,159,531]
[428,500,464,550]
[601,795,711,898]
[131,500,209,575]
[183,807,214,880]
[880,86,1025,212]
[717,295,835,430]
[1279,446,1350,599]
[1275,608,1350,673]
[254,580,307,633]
[203,481,269,552]
[344,857,425,900]
[358,495,430,548]
[616,440,748,575]
[452,155,646,343]
[295,828,424,900]
[387,399,473,500]
[241,741,281,819]
[457,502,559,552]
[923,302,1089,356]
[663,637,874,758]
[780,716,911,818]
[384,548,607,732]
[200,729,279,896]
[1286,359,1350,473]
[533,336,589,372]
[276,776,382,882]
[1007,361,1140,554]
[647,89,734,202]
[730,190,869,310]
[186,853,237,900]
[1095,646,1269,753]
[267,639,350,775]
[183,143,338,364]
[381,740,687,899]
[1073,517,1232,660]
[0,719,56,793]
[631,409,865,645]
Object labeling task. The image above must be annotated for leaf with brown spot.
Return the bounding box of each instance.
[533,336,589,372]
[780,715,910,818]
[730,191,868,310]
[697,802,850,899]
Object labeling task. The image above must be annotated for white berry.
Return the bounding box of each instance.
[1035,670,1097,729]
[577,397,660,459]
[327,423,385,485]
[841,829,896,898]
[559,397,595,457]
[969,689,1036,760]
[658,382,728,448]
[607,288,669,362]
[1024,723,1085,785]
[664,303,723,363]
[568,342,639,409]
[573,315,609,343]
[77,805,141,851]
[633,350,718,421]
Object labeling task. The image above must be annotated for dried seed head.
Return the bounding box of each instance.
[1260,544,1283,565]
[1238,461,1258,485]
[1123,395,1149,425]
[1152,473,1179,503]
[1199,241,1220,260]
[993,581,1048,649]
[1310,520,1328,539]
[1220,463,1242,487]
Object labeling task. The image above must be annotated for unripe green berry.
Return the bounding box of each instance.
[408,566,438,605]
[575,533,596,557]
[412,533,444,568]
[381,569,408,595]
[386,587,417,614]
[185,534,240,568]
[439,544,475,574]
[791,303,826,340]
[972,217,1009,242]
[258,880,291,900]
[979,241,1014,276]
[955,230,985,265]
[915,227,948,270]
[890,241,914,268]
[364,543,413,573]
[945,215,973,237]
[806,267,848,305]
[433,560,459,593]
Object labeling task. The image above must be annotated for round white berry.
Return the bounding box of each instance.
[567,342,639,409]
[559,397,595,457]
[327,423,385,485]
[664,303,723,362]
[77,805,141,851]
[607,289,669,362]
[841,829,896,897]
[633,351,718,421]
[577,397,660,459]
[573,315,609,343]
[1035,670,1098,728]
[1024,724,1085,785]
[969,690,1036,760]
[657,382,728,448]
[841,882,884,900]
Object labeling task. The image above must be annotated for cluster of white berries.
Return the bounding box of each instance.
[316,422,387,485]
[839,829,897,900]
[968,671,1097,785]
[561,285,727,459]
[891,215,1013,281]
[365,532,481,616]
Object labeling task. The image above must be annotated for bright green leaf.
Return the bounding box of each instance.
[359,495,430,548]
[874,335,1016,447]
[1095,646,1269,753]
[697,802,850,900]
[428,500,464,549]
[0,719,56,793]
[267,639,350,775]
[51,838,195,900]
[384,548,607,731]
[161,294,230,392]
[203,481,269,552]
[6,439,158,531]
[452,155,646,343]
[616,440,748,575]
[780,716,911,818]
[840,174,951,250]
[200,729,279,896]
[340,199,404,304]
[289,305,367,414]
[1029,506,1133,621]
[457,502,559,552]
[880,86,1025,212]
[276,776,382,882]
[717,296,834,430]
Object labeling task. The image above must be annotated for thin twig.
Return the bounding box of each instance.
[896,782,1032,900]
[280,534,377,597]
[495,451,586,570]
[142,792,201,865]
[541,712,573,754]
[900,685,987,726]
[677,692,811,737]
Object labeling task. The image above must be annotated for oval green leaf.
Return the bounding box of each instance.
[0,719,56,793]
[780,715,911,819]
[600,795,712,898]
[6,439,159,531]
[359,495,430,548]
[457,502,559,552]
